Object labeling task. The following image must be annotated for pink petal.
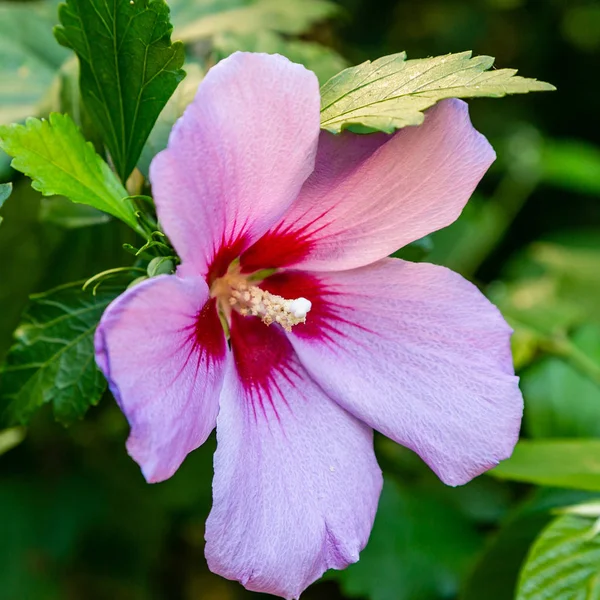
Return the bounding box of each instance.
[262,259,523,486]
[95,275,227,483]
[241,99,495,273]
[205,312,382,599]
[149,52,321,282]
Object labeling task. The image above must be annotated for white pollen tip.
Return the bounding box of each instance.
[289,297,312,319]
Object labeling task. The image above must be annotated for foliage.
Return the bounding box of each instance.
[0,0,67,125]
[320,52,554,134]
[492,440,600,491]
[516,512,600,600]
[462,487,598,600]
[521,325,600,438]
[169,0,338,42]
[0,114,142,234]
[138,62,205,176]
[212,31,347,83]
[0,0,598,598]
[54,0,186,183]
[0,182,11,226]
[39,196,112,229]
[337,479,481,600]
[0,283,122,427]
[0,182,12,207]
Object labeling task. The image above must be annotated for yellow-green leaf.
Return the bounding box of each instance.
[0,114,142,235]
[320,51,555,134]
[517,514,600,600]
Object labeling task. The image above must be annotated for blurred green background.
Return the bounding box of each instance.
[1,0,599,598]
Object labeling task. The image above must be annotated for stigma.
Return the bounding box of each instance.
[230,282,311,332]
[212,268,311,332]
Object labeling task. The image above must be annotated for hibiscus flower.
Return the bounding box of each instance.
[95,52,523,599]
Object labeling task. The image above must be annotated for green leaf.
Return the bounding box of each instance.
[522,325,600,438]
[0,113,142,234]
[0,181,138,369]
[489,241,600,370]
[0,0,69,125]
[0,182,11,208]
[171,0,337,43]
[0,182,62,360]
[334,479,481,600]
[516,513,600,600]
[0,182,11,227]
[463,487,599,600]
[138,62,204,177]
[391,235,434,262]
[0,282,122,426]
[0,150,11,182]
[541,139,600,196]
[320,51,555,134]
[0,427,25,456]
[493,277,585,338]
[54,0,185,182]
[487,238,600,373]
[40,196,111,229]
[168,0,244,23]
[46,56,108,152]
[147,256,175,277]
[491,440,600,491]
[562,501,600,518]
[531,244,600,321]
[212,30,347,84]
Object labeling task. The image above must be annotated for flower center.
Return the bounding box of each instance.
[211,265,311,333]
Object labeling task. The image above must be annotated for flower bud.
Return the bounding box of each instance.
[147,257,174,277]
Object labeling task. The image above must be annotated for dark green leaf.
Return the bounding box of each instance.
[0,181,138,363]
[138,62,204,177]
[0,114,142,234]
[39,196,111,229]
[335,479,481,600]
[391,236,434,262]
[48,56,107,151]
[320,51,555,134]
[0,150,11,182]
[54,0,185,182]
[522,325,600,438]
[0,182,64,360]
[491,440,600,491]
[0,282,122,426]
[516,513,600,600]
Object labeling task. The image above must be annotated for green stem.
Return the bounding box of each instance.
[118,199,151,241]
[82,266,147,292]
